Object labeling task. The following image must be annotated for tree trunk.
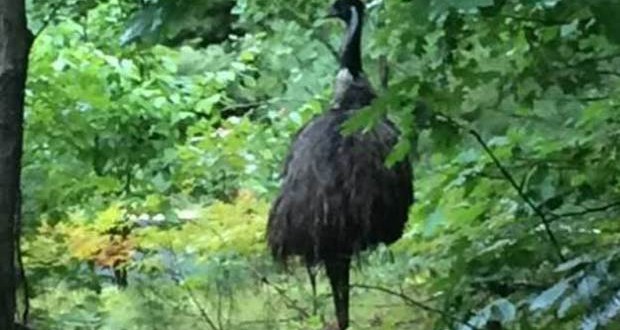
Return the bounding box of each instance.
[0,0,31,329]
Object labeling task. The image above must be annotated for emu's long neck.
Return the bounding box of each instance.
[341,7,363,77]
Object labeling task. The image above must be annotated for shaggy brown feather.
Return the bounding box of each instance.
[267,107,413,264]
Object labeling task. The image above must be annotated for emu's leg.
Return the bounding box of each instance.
[325,257,351,330]
[306,264,318,315]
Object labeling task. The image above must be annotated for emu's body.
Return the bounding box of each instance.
[267,1,413,329]
[268,107,412,261]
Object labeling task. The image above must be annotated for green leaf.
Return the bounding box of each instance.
[385,139,411,167]
[196,94,221,114]
[120,6,162,46]
[591,1,620,44]
[151,173,171,193]
[491,299,517,323]
[423,209,444,238]
[577,276,600,299]
[341,106,383,135]
[555,256,590,272]
[558,295,575,318]
[530,280,570,312]
[431,0,494,13]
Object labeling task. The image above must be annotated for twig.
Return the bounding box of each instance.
[139,283,201,319]
[236,317,297,326]
[499,14,570,25]
[436,114,566,262]
[167,251,220,330]
[596,70,620,77]
[190,98,282,120]
[469,128,566,262]
[184,286,220,330]
[567,52,620,68]
[251,268,310,319]
[549,201,620,221]
[220,101,271,114]
[282,8,340,61]
[33,3,62,39]
[351,283,481,330]
[576,96,611,102]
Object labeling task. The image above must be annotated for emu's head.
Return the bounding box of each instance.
[327,0,365,23]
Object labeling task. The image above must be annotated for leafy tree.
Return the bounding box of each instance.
[17,0,620,329]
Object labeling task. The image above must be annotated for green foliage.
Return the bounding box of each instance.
[120,0,236,46]
[21,0,620,329]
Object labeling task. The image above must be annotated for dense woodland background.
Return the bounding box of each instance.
[5,0,620,329]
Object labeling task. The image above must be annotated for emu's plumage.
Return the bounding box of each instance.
[267,105,412,263]
[267,1,413,328]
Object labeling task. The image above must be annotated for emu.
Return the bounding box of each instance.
[266,0,413,329]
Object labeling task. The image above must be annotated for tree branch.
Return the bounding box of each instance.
[351,283,481,330]
[470,128,566,262]
[250,268,310,319]
[435,114,566,262]
[184,286,220,330]
[33,3,62,39]
[568,53,620,69]
[236,317,297,326]
[499,14,570,25]
[167,252,220,330]
[549,201,620,222]
[281,8,340,61]
[189,98,285,120]
[596,70,620,77]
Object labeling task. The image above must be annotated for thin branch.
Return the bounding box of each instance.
[436,114,566,262]
[33,3,62,39]
[255,12,338,61]
[351,283,482,330]
[220,101,270,114]
[469,128,566,262]
[167,251,220,330]
[236,317,297,326]
[596,70,620,77]
[576,96,612,102]
[568,52,620,68]
[139,283,202,319]
[189,99,282,120]
[250,268,310,319]
[282,8,340,61]
[550,201,620,222]
[184,286,220,330]
[499,14,570,25]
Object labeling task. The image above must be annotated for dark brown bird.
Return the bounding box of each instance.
[266,0,413,329]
